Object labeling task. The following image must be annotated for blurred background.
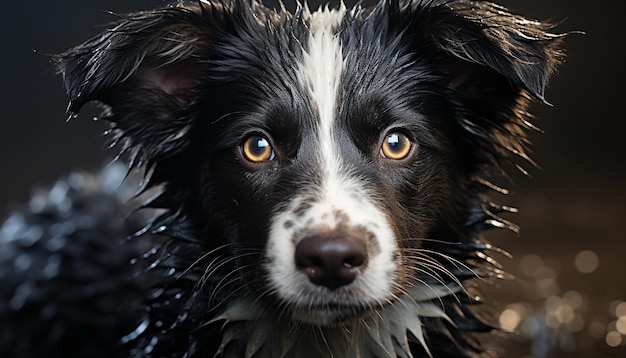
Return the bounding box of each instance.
[0,1,623,357]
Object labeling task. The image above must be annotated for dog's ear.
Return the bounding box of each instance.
[422,1,564,102]
[54,4,228,168]
[58,8,209,113]
[398,0,566,174]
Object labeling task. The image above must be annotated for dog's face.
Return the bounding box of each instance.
[198,5,467,325]
[57,0,563,328]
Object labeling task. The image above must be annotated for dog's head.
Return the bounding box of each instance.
[56,0,564,349]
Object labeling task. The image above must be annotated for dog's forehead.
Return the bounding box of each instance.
[298,5,347,132]
[213,3,420,140]
[293,5,412,122]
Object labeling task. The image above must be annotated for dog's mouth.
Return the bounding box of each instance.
[288,301,376,325]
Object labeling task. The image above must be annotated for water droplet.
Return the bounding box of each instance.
[143,336,158,354]
[121,318,149,344]
[147,288,165,300]
[154,225,167,233]
[142,248,158,259]
[147,258,161,270]
[177,312,188,323]
[66,113,79,122]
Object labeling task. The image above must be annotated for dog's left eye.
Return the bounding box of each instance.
[241,134,276,163]
[380,131,414,160]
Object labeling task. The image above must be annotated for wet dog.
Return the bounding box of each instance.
[0,0,565,357]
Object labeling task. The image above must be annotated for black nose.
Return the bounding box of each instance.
[295,234,368,291]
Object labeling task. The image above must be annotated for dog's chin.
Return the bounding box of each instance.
[289,303,373,326]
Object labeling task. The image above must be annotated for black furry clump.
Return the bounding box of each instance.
[1,1,566,357]
[0,165,146,356]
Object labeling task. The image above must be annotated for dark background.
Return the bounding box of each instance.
[0,1,624,357]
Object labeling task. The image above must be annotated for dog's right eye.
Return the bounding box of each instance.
[380,130,415,161]
[241,134,276,163]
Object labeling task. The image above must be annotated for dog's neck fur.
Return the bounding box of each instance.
[214,285,459,358]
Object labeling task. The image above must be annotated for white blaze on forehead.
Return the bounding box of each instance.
[300,4,346,188]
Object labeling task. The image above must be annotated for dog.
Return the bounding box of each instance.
[0,0,565,357]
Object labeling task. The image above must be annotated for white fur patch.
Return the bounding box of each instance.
[214,284,459,357]
[265,5,399,323]
[301,3,346,174]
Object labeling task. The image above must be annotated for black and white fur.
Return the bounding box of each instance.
[0,0,565,357]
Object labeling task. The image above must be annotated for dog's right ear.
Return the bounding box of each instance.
[55,3,230,168]
[58,8,210,113]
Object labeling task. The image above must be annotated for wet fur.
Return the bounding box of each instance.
[0,1,565,357]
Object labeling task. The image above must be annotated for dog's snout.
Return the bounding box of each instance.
[295,234,368,291]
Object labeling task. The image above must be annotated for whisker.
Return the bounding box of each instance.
[404,246,482,280]
[176,243,235,280]
[410,265,468,302]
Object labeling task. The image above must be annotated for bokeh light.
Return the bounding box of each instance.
[497,247,625,356]
[574,250,599,274]
[616,317,626,335]
[605,331,622,347]
[615,301,626,318]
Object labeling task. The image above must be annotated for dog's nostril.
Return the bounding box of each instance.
[295,234,368,291]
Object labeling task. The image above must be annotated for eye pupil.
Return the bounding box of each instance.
[253,137,269,154]
[381,131,413,160]
[242,134,275,163]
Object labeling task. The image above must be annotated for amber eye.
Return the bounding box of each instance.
[241,134,275,163]
[380,131,414,160]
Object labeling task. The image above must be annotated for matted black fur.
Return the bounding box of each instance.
[0,1,566,357]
